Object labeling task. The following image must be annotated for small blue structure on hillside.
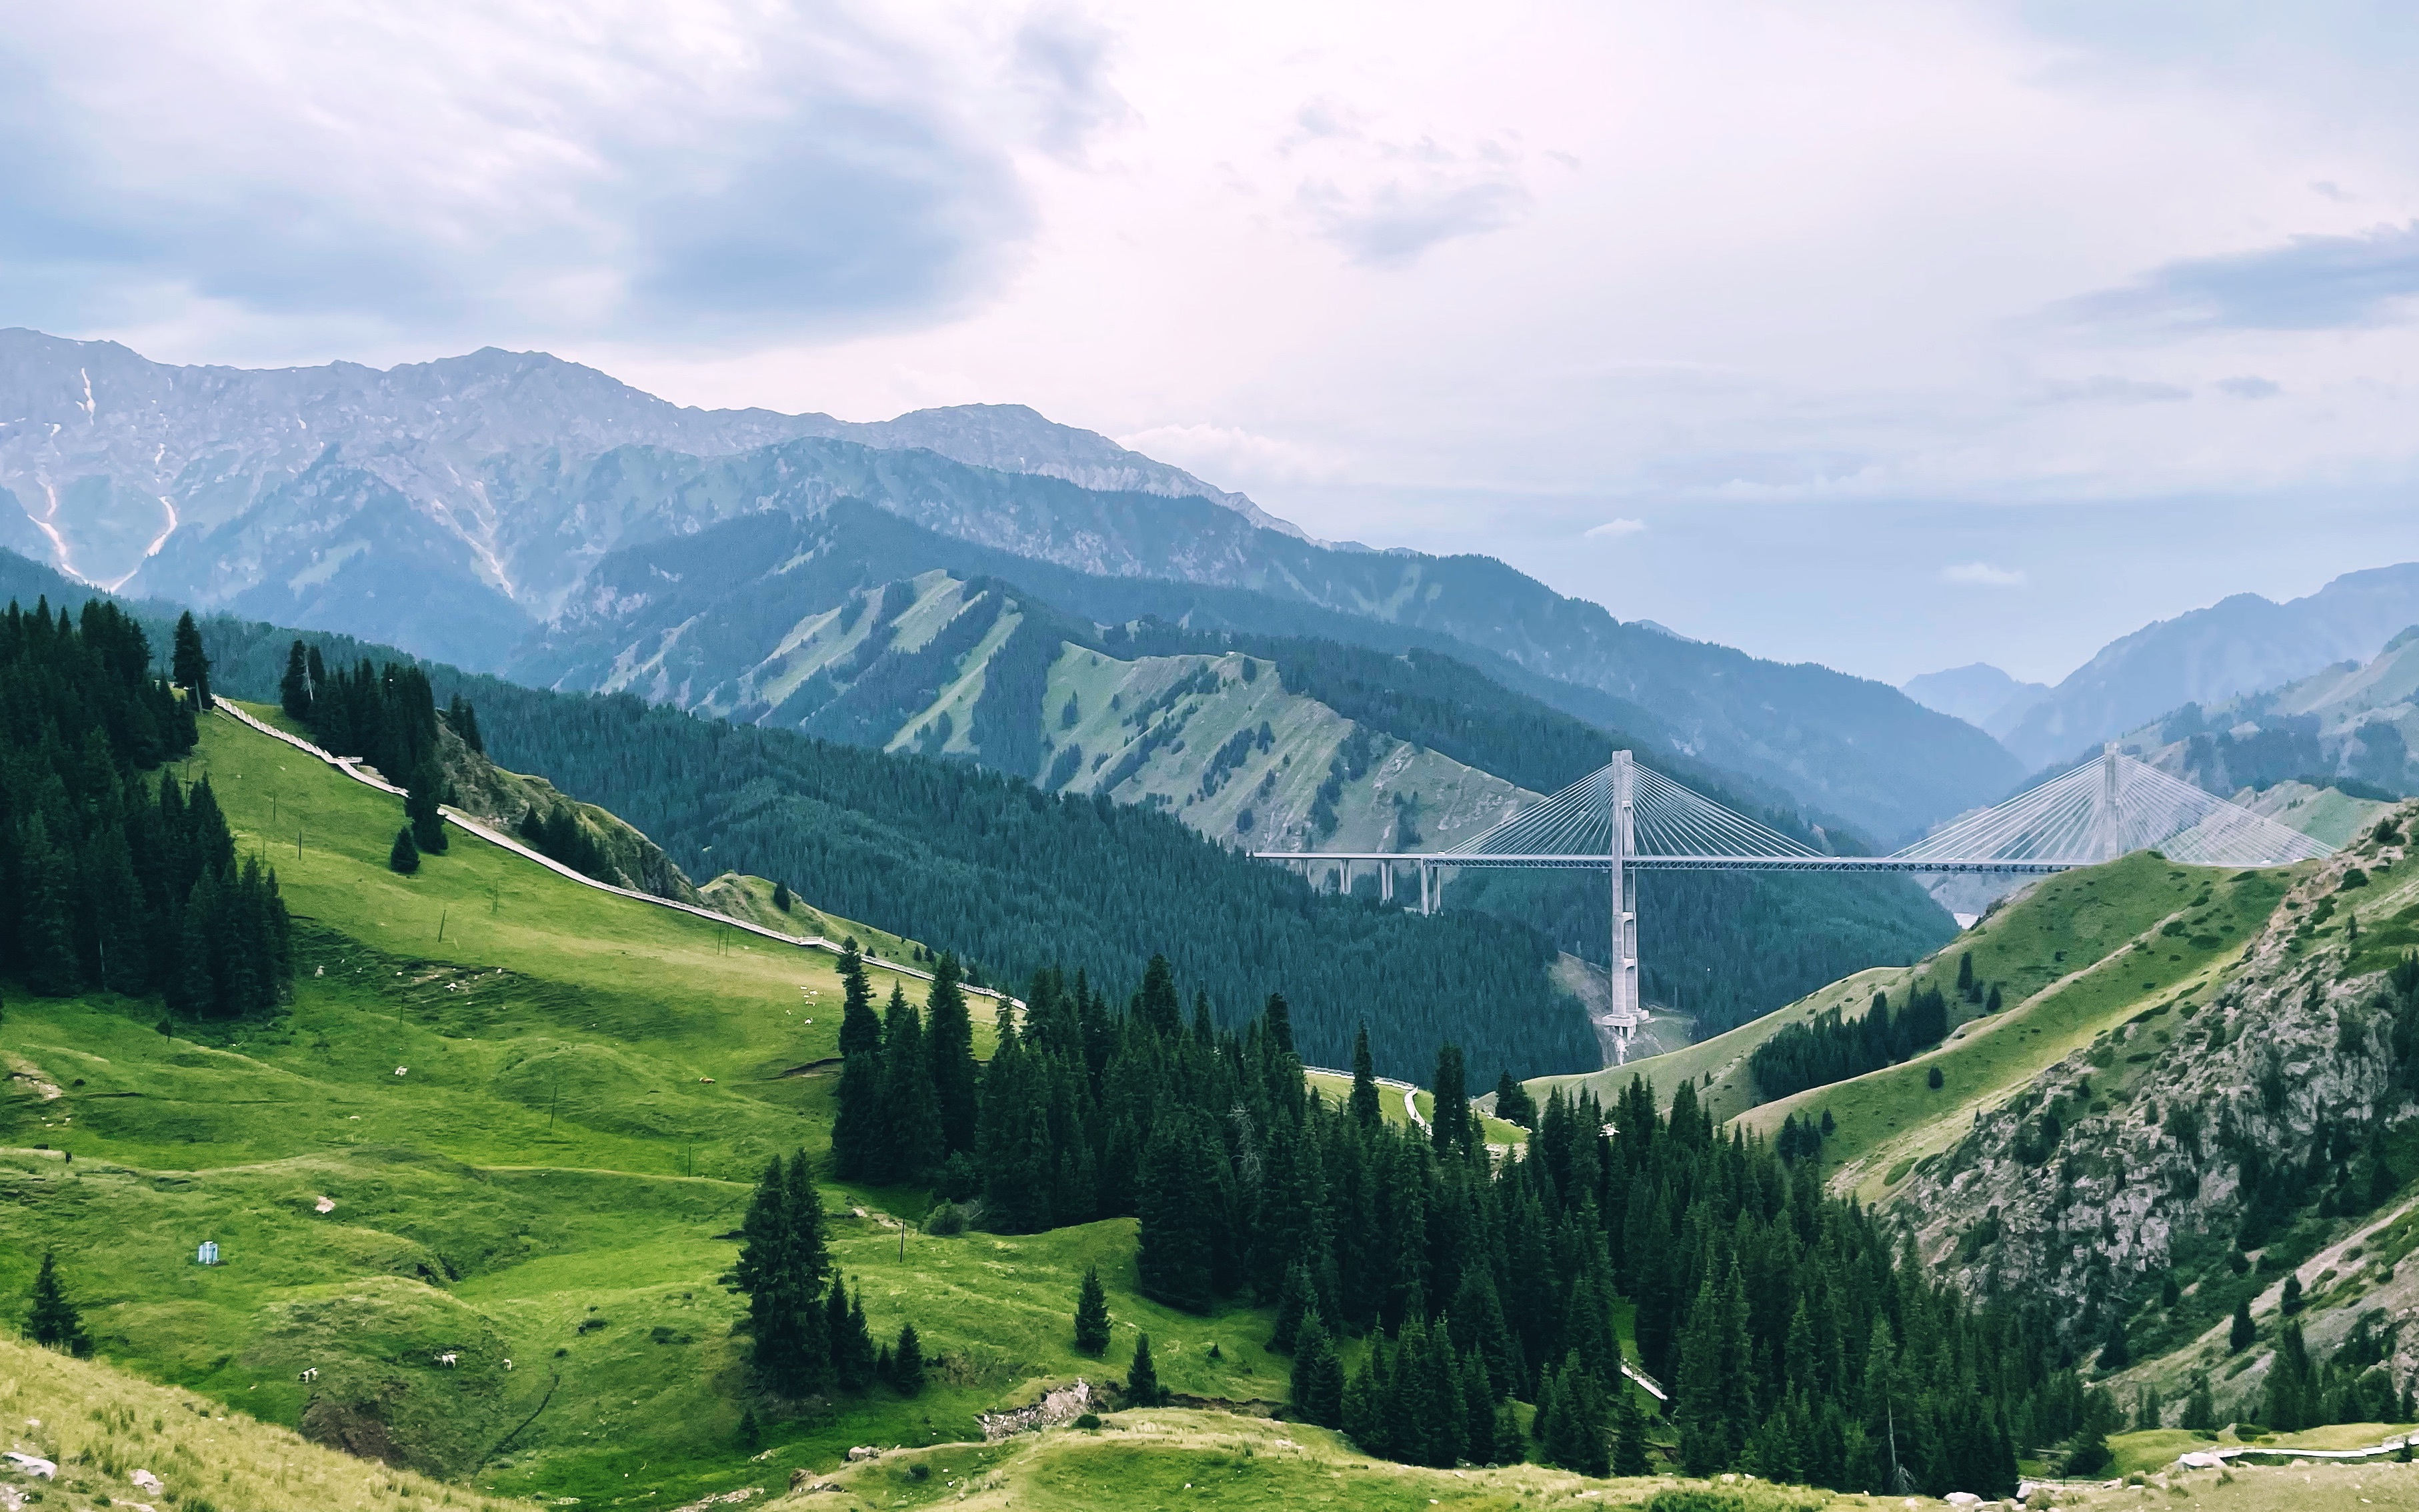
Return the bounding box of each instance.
[197,1241,219,1265]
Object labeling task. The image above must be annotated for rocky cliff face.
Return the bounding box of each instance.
[1892,803,2419,1406]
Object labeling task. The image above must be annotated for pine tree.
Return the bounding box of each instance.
[445,693,485,755]
[1431,1043,1471,1156]
[1074,1265,1112,1355]
[1613,1383,1650,1475]
[405,754,449,854]
[1127,1331,1163,1407]
[1350,1023,1382,1128]
[2180,1373,2218,1431]
[171,611,211,707]
[1956,952,1975,999]
[2280,1274,2304,1315]
[1292,1311,1344,1427]
[279,639,314,720]
[1272,1259,1316,1353]
[1135,1114,1214,1311]
[388,826,420,875]
[879,984,943,1181]
[773,879,793,912]
[1134,953,1183,1036]
[838,1284,877,1390]
[725,1151,831,1396]
[1264,991,1295,1055]
[25,1251,90,1355]
[2229,1300,2256,1353]
[893,1321,925,1397]
[830,944,886,1179]
[925,953,979,1155]
[1493,1070,1537,1129]
[1342,1349,1381,1447]
[736,1407,761,1453]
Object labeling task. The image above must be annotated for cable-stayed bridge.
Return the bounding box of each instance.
[1254,746,2331,1047]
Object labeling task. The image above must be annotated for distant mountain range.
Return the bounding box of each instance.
[0,327,2020,841]
[1900,663,2049,741]
[1978,565,2419,770]
[2116,623,2419,801]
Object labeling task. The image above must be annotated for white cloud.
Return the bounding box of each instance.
[1584,518,1647,539]
[1941,562,2029,589]
[21,0,2419,681]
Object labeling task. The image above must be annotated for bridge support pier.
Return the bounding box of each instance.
[1608,751,1642,1041]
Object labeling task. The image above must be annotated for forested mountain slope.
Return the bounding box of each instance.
[0,538,1962,1054]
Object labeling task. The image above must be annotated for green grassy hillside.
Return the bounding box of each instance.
[1726,852,2299,1201]
[1045,644,1526,853]
[1528,966,1901,1121]
[0,709,1280,1507]
[0,1335,538,1512]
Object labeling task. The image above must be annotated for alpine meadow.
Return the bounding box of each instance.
[13,10,2419,1512]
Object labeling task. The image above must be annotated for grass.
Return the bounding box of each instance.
[1720,853,2299,1201]
[1532,967,1902,1122]
[0,1335,535,1512]
[0,709,1272,1507]
[785,1410,1840,1511]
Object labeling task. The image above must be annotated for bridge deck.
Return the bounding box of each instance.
[1252,851,2076,873]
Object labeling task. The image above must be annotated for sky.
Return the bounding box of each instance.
[7,1,2419,685]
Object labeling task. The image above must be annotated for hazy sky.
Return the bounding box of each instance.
[9,1,2419,685]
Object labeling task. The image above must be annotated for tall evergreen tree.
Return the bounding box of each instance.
[1431,1043,1472,1156]
[388,826,420,875]
[1350,1024,1382,1128]
[25,1251,90,1355]
[725,1151,831,1396]
[892,1321,925,1397]
[1264,991,1294,1055]
[830,945,886,1179]
[1136,1113,1216,1311]
[1291,1310,1344,1427]
[1135,953,1183,1037]
[879,984,943,1181]
[773,879,793,912]
[171,611,211,707]
[445,692,485,755]
[1613,1384,1650,1475]
[1072,1265,1113,1357]
[1493,1070,1538,1129]
[925,953,980,1155]
[2229,1300,2256,1353]
[405,753,449,854]
[279,639,314,719]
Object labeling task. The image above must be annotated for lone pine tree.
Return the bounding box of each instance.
[725,1150,832,1396]
[1125,1331,1163,1407]
[25,1251,91,1355]
[388,825,420,875]
[1073,1264,1111,1355]
[171,611,211,707]
[891,1321,925,1397]
[405,754,449,854]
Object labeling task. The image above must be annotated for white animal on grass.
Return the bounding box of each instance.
[435,1352,458,1367]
